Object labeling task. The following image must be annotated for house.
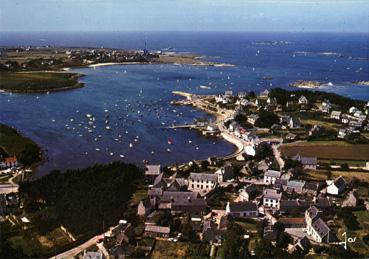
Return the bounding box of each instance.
[137,200,152,217]
[201,220,224,243]
[255,98,267,108]
[247,114,259,125]
[285,132,297,141]
[326,176,346,195]
[263,189,282,209]
[279,200,311,215]
[2,156,18,168]
[215,163,234,183]
[226,201,258,218]
[238,184,256,202]
[309,125,323,137]
[292,154,317,170]
[330,110,341,120]
[303,182,323,196]
[279,217,306,228]
[342,190,358,207]
[337,128,348,139]
[188,173,217,193]
[289,117,301,128]
[341,114,350,124]
[321,100,331,113]
[159,191,206,214]
[280,115,291,125]
[206,124,220,134]
[285,180,305,194]
[259,89,270,98]
[294,236,311,253]
[305,206,333,243]
[267,97,277,106]
[145,164,161,179]
[354,110,363,118]
[349,107,358,114]
[144,225,170,238]
[298,95,309,105]
[83,251,103,259]
[264,170,281,185]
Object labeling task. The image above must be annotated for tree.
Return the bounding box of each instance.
[223,221,246,258]
[283,158,302,171]
[277,232,293,249]
[181,223,196,242]
[341,163,349,171]
[254,111,279,128]
[255,142,273,161]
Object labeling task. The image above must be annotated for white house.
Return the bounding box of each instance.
[298,95,309,105]
[188,173,217,193]
[263,189,282,209]
[349,107,358,114]
[326,176,346,195]
[263,170,281,185]
[330,111,342,120]
[226,201,258,218]
[305,206,331,243]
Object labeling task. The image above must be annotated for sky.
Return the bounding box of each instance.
[1,0,368,32]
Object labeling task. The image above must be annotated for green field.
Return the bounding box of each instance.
[0,71,83,92]
[0,124,42,166]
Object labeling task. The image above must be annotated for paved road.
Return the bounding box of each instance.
[51,235,102,259]
[272,143,285,169]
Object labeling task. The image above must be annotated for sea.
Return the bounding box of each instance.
[0,31,368,177]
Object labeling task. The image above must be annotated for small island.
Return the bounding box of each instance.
[290,80,321,89]
[352,80,369,86]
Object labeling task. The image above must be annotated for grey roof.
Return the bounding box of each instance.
[331,110,341,116]
[315,198,331,208]
[306,206,320,220]
[265,170,281,178]
[287,180,305,188]
[162,191,198,202]
[145,165,161,176]
[334,176,346,189]
[189,173,217,182]
[229,202,257,212]
[292,154,317,165]
[311,217,330,238]
[297,236,311,250]
[264,189,282,200]
[304,182,322,191]
[148,187,163,197]
[145,225,170,234]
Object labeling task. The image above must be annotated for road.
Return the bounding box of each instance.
[272,143,285,169]
[51,235,102,259]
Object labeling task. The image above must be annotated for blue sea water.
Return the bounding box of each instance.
[0,32,368,177]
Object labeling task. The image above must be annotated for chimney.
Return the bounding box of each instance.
[170,196,174,202]
[187,196,191,202]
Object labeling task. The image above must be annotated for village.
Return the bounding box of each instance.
[89,88,369,258]
[1,88,369,258]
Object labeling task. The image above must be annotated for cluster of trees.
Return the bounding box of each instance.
[270,88,365,110]
[337,207,360,230]
[255,111,279,128]
[19,161,143,237]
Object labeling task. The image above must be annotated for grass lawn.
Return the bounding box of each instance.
[151,240,209,258]
[0,71,83,92]
[280,141,369,160]
[305,170,369,182]
[336,211,369,254]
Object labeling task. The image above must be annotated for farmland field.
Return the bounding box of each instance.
[280,141,369,161]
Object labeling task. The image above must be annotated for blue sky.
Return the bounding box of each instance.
[1,0,368,32]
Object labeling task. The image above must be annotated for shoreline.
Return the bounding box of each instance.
[171,91,243,161]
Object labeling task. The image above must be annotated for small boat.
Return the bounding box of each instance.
[120,154,125,158]
[167,148,171,152]
[168,139,173,145]
[95,148,100,151]
[129,143,133,148]
[105,126,111,130]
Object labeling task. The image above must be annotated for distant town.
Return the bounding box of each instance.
[1,82,369,258]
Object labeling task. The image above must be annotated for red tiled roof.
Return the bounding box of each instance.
[5,156,17,164]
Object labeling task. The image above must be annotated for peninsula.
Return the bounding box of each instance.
[0,46,233,93]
